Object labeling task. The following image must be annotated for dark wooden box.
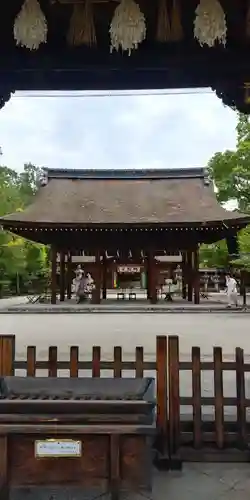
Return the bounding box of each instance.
[0,377,156,500]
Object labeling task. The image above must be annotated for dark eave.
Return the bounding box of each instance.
[1,220,249,231]
[45,167,206,181]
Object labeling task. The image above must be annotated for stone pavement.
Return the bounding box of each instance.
[1,310,249,358]
[0,296,28,308]
[153,463,250,500]
[0,293,249,313]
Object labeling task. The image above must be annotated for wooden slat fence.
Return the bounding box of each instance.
[0,334,250,463]
[168,336,250,462]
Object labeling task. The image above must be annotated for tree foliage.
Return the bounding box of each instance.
[208,114,250,212]
[0,162,48,296]
[199,240,228,269]
[200,114,250,268]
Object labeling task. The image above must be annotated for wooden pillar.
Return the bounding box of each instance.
[92,250,102,304]
[59,251,65,302]
[145,252,150,299]
[240,269,247,306]
[51,245,57,305]
[102,252,107,300]
[193,246,200,304]
[0,436,8,500]
[66,251,72,300]
[147,251,157,304]
[146,268,150,300]
[187,250,193,302]
[181,252,187,300]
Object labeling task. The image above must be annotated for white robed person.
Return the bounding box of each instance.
[72,265,84,296]
[85,273,95,296]
[225,273,238,308]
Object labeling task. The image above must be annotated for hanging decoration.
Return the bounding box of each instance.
[156,0,171,42]
[194,0,227,47]
[13,0,48,50]
[109,0,146,56]
[170,0,183,42]
[67,0,96,47]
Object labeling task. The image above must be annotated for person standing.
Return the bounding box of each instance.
[225,273,238,308]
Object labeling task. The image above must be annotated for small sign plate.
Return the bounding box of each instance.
[35,439,82,458]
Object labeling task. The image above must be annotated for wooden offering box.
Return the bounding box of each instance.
[0,377,156,500]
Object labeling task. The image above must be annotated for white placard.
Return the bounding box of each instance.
[35,439,82,458]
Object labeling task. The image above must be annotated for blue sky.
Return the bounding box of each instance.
[0,90,237,172]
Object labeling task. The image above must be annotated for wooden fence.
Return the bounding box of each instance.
[0,334,249,464]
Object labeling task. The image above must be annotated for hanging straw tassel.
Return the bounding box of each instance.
[67,0,96,47]
[156,0,171,42]
[170,0,183,42]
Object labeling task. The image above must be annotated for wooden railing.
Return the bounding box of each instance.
[0,334,249,463]
[168,336,250,462]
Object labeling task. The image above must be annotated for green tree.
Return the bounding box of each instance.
[0,166,23,215]
[199,240,228,268]
[18,163,42,204]
[0,163,48,295]
[208,114,250,212]
[25,241,48,277]
[200,114,250,268]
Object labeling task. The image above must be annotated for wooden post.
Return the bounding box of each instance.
[59,250,65,302]
[147,251,157,304]
[145,255,150,300]
[0,335,15,376]
[102,252,107,300]
[110,434,120,500]
[0,436,8,500]
[213,347,224,449]
[240,269,246,307]
[156,336,168,456]
[92,250,101,304]
[168,336,180,461]
[67,251,72,300]
[192,347,202,449]
[187,250,193,302]
[193,246,200,304]
[51,245,57,305]
[181,252,187,299]
[235,347,247,448]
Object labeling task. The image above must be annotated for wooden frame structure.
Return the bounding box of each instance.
[1,334,250,464]
[1,168,249,305]
[1,1,250,112]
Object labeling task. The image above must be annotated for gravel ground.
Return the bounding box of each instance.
[0,311,248,358]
